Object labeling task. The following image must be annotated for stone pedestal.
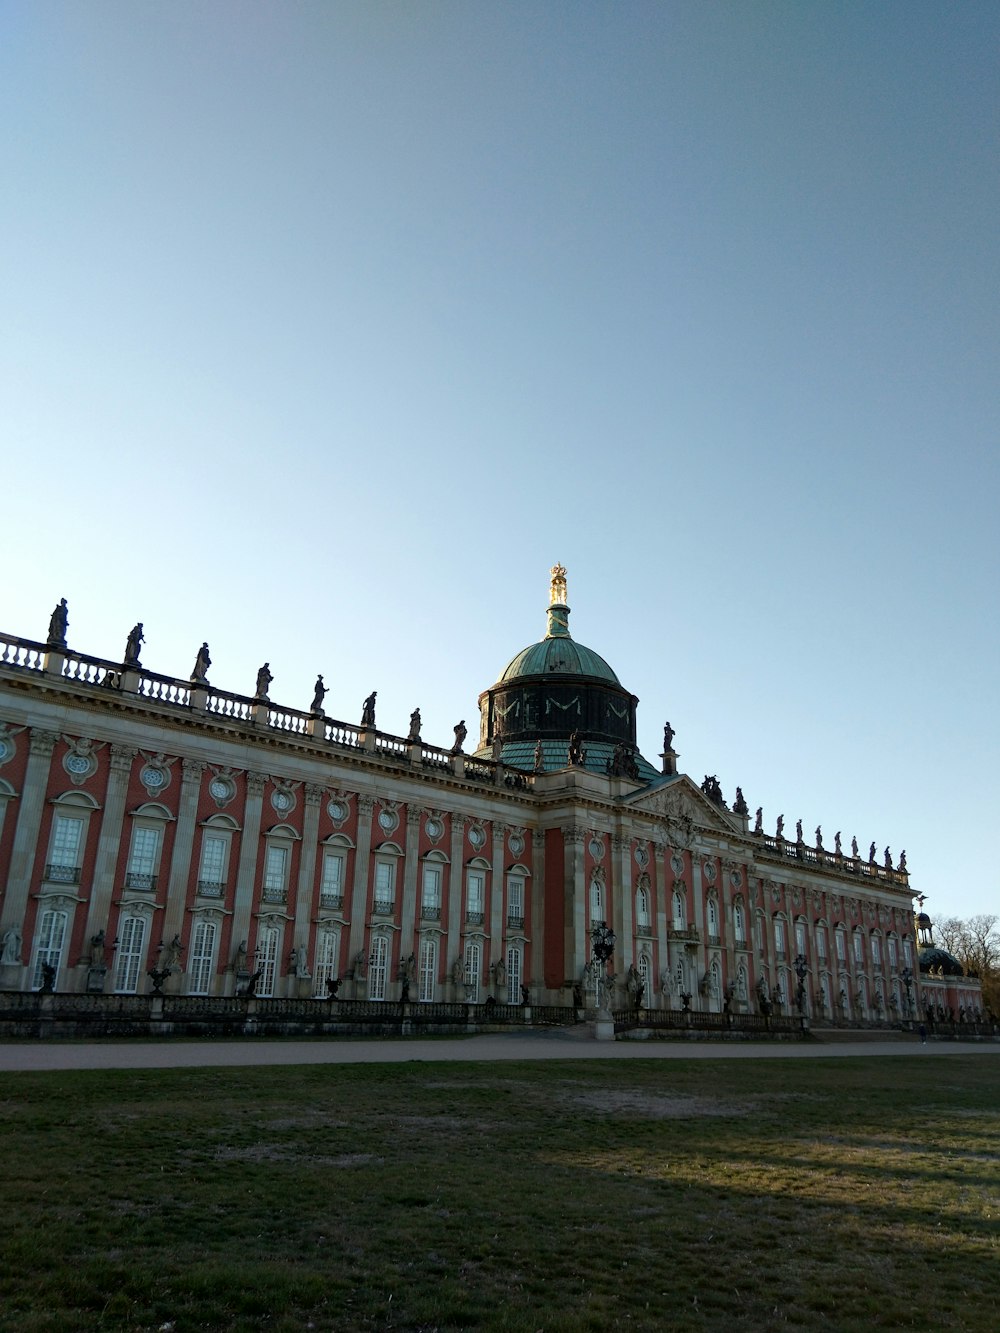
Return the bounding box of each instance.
[593,1007,615,1041]
[0,963,23,991]
[86,966,107,993]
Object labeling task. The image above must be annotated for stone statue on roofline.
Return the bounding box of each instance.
[124,623,144,667]
[733,787,749,816]
[191,642,211,685]
[450,720,467,754]
[47,598,68,648]
[254,663,273,701]
[310,675,326,714]
[360,692,377,728]
[754,807,763,835]
[663,720,675,752]
[407,709,422,743]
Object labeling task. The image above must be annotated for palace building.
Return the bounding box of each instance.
[0,569,982,1027]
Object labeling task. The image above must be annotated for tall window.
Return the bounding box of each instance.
[774,918,786,954]
[369,935,389,1000]
[48,815,84,881]
[418,937,437,1002]
[903,938,913,968]
[836,929,847,963]
[127,826,161,889]
[262,845,289,902]
[466,870,484,923]
[734,903,746,945]
[114,914,147,993]
[636,885,650,930]
[464,941,481,1003]
[707,898,719,937]
[816,926,827,959]
[672,891,685,930]
[507,875,524,927]
[794,921,806,955]
[198,835,228,895]
[853,933,864,965]
[257,926,279,997]
[313,928,340,996]
[374,861,395,913]
[320,851,345,906]
[590,875,604,925]
[506,943,522,1004]
[421,866,442,919]
[637,951,651,1001]
[31,909,67,989]
[188,919,217,996]
[888,937,898,968]
[871,936,882,967]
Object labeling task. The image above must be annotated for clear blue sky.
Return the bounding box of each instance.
[2,2,997,921]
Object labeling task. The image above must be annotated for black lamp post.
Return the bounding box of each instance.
[793,953,809,1024]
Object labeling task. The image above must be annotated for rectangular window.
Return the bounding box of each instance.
[734,905,746,944]
[421,866,441,918]
[774,919,785,953]
[114,915,147,993]
[507,875,524,927]
[320,852,345,905]
[263,845,289,899]
[198,835,227,895]
[374,861,395,912]
[313,928,340,997]
[466,871,484,922]
[853,934,864,964]
[903,938,912,967]
[49,815,84,874]
[816,928,827,958]
[872,936,882,966]
[794,923,806,955]
[127,826,162,888]
[188,919,217,996]
[418,937,436,1002]
[836,931,847,962]
[31,909,68,989]
[888,938,898,968]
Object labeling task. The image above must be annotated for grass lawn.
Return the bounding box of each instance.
[0,1053,997,1332]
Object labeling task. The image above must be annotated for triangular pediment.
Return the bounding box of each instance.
[622,774,743,840]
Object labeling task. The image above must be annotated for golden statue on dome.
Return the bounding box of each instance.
[549,563,568,606]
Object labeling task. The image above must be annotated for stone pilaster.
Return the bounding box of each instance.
[80,744,136,940]
[228,772,267,955]
[563,824,587,983]
[446,813,466,977]
[0,729,58,943]
[490,823,506,977]
[612,833,633,970]
[292,783,324,971]
[158,760,207,977]
[400,807,422,950]
[346,795,375,970]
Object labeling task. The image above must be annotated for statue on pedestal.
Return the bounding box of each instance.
[47,599,68,648]
[254,663,273,701]
[310,675,327,714]
[191,643,211,685]
[124,623,144,667]
[407,709,422,743]
[360,692,377,728]
[450,720,467,754]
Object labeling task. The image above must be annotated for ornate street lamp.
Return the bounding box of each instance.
[793,953,809,1023]
[590,922,617,1039]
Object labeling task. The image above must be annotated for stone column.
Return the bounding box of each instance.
[653,838,668,1007]
[80,744,137,941]
[346,794,375,976]
[690,854,705,1008]
[400,806,422,956]
[446,813,466,986]
[530,829,545,992]
[291,783,324,988]
[490,822,506,987]
[0,729,58,944]
[612,833,633,972]
[158,759,206,990]
[228,772,267,957]
[563,824,587,986]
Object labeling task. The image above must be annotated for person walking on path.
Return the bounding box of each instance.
[919,1023,928,1044]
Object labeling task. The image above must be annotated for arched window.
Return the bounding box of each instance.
[114,914,148,993]
[188,917,218,996]
[369,935,389,1001]
[506,943,522,1004]
[794,920,807,956]
[734,902,746,945]
[637,951,651,1000]
[590,871,605,925]
[464,941,481,1003]
[707,898,719,937]
[636,885,650,930]
[312,927,340,997]
[418,937,437,1002]
[774,917,786,955]
[672,890,685,930]
[31,908,68,989]
[257,925,280,997]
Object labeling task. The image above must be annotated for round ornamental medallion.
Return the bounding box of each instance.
[468,825,486,850]
[210,777,235,805]
[508,833,525,857]
[0,737,10,765]
[272,790,293,814]
[425,817,444,841]
[670,853,684,877]
[703,860,717,883]
[635,845,649,868]
[378,808,398,833]
[66,754,92,775]
[327,799,348,824]
[140,765,166,790]
[730,870,743,889]
[589,838,605,860]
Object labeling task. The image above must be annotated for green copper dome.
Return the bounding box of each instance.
[499,638,621,684]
